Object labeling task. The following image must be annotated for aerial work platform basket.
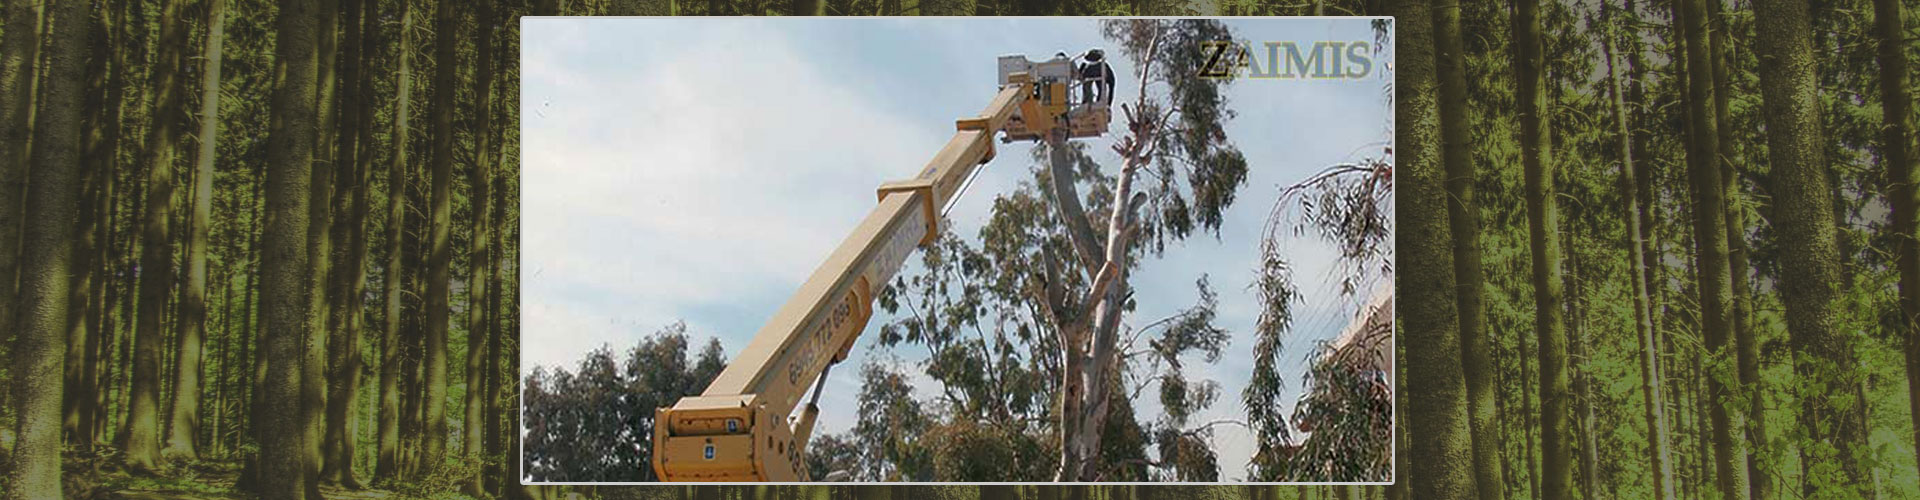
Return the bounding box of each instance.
[995,54,1112,142]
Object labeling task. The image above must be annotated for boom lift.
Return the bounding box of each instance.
[651,53,1112,482]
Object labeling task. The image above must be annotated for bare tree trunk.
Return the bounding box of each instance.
[1677,0,1749,496]
[423,0,460,468]
[127,0,190,474]
[87,2,129,448]
[1514,0,1571,497]
[260,0,320,497]
[301,1,338,495]
[375,0,413,482]
[1566,234,1600,500]
[1395,0,1479,496]
[339,0,379,481]
[63,3,111,449]
[320,0,365,487]
[1433,0,1501,496]
[0,0,44,352]
[5,0,87,495]
[1388,339,1409,500]
[161,0,225,463]
[85,30,119,447]
[463,1,497,494]
[1874,0,1920,488]
[1702,2,1767,496]
[1602,5,1674,497]
[1753,0,1868,495]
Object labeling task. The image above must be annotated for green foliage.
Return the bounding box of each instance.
[1282,328,1392,482]
[521,322,726,482]
[1099,20,1252,252]
[851,359,934,481]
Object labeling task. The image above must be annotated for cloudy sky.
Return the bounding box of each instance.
[521,17,1392,482]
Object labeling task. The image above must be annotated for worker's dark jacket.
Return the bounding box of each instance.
[1079,61,1115,104]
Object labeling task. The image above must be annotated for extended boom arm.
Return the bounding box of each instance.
[653,66,1099,481]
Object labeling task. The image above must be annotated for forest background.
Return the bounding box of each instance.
[5,0,1920,499]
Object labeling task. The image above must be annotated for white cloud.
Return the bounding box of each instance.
[522,21,948,366]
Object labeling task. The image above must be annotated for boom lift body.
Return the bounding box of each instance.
[652,55,1110,482]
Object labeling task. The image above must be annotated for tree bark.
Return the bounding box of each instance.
[4,0,86,495]
[63,2,111,449]
[319,0,366,487]
[1394,0,1479,497]
[375,0,413,482]
[1432,0,1500,497]
[161,0,225,463]
[1512,0,1571,497]
[424,0,460,468]
[0,0,43,345]
[126,0,190,474]
[1874,0,1920,487]
[1752,0,1868,495]
[463,0,496,494]
[87,2,129,448]
[261,0,320,491]
[1602,5,1674,497]
[1703,2,1766,496]
[1677,0,1749,496]
[301,0,338,493]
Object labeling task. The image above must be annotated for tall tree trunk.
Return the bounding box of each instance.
[401,210,425,478]
[239,159,268,491]
[345,0,381,478]
[116,139,143,449]
[88,0,127,444]
[0,0,43,347]
[1603,5,1674,497]
[63,3,110,449]
[321,0,365,487]
[85,0,123,446]
[127,0,190,474]
[1513,0,1571,497]
[338,0,376,484]
[161,0,225,462]
[375,0,414,482]
[1629,12,1678,499]
[1752,0,1868,495]
[1523,313,1540,500]
[494,123,523,499]
[507,224,535,500]
[301,0,339,494]
[424,0,460,468]
[1703,2,1767,496]
[1678,0,1749,496]
[1432,0,1500,497]
[1566,235,1600,500]
[261,0,320,494]
[1388,339,1409,500]
[1874,0,1920,487]
[4,0,86,495]
[1394,0,1479,496]
[463,0,496,494]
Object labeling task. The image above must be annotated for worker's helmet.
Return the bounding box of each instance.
[1085,49,1105,62]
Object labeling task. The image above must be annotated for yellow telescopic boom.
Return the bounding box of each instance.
[653,67,1101,481]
